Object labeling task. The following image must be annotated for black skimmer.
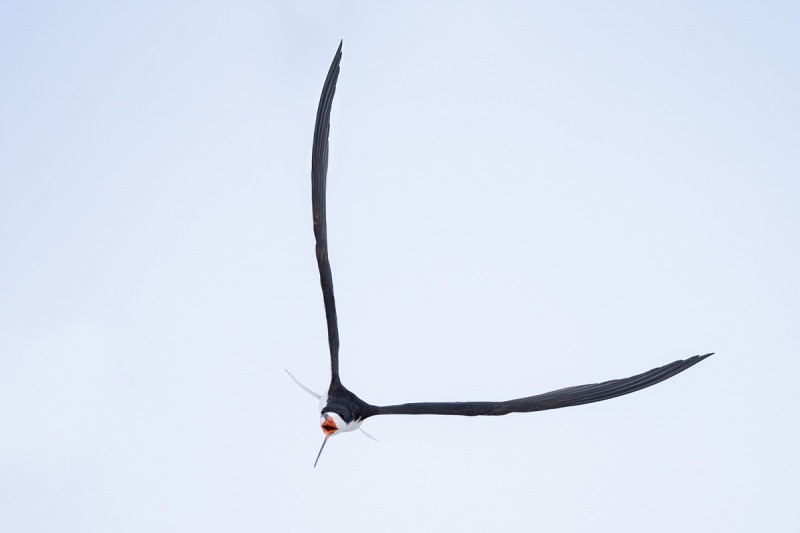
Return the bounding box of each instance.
[293,41,713,467]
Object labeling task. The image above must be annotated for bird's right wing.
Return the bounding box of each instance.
[311,41,343,380]
[375,353,712,416]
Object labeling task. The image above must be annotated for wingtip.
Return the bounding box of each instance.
[689,352,714,364]
[330,40,343,72]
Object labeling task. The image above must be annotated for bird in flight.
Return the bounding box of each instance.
[292,41,712,467]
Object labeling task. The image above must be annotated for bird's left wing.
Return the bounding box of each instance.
[311,41,343,380]
[374,353,712,416]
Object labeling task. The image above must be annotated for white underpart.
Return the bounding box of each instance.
[318,393,328,412]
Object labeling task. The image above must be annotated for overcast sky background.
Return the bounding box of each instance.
[2,2,799,532]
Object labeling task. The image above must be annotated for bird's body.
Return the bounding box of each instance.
[299,41,712,466]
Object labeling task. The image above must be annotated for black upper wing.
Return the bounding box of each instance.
[375,353,712,416]
[312,42,343,380]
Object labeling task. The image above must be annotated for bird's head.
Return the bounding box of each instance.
[314,404,359,467]
[320,411,345,437]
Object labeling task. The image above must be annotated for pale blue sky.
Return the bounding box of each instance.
[1,2,799,532]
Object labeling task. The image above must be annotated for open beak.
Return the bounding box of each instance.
[320,414,338,436]
[314,414,339,468]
